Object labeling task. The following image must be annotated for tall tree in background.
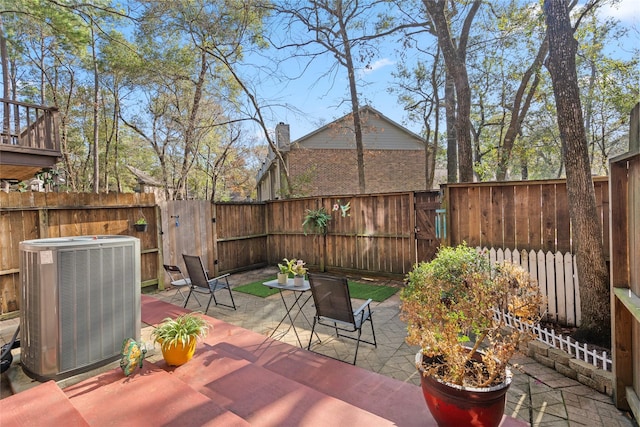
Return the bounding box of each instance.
[544,0,610,344]
[392,42,444,189]
[1,16,10,140]
[422,0,481,182]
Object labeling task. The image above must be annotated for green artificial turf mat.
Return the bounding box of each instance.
[233,277,281,298]
[347,281,399,302]
[233,276,398,302]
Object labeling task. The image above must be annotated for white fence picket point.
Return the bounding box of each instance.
[505,248,512,263]
[512,249,521,266]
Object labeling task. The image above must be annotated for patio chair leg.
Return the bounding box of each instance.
[353,328,363,365]
[369,310,377,348]
[308,318,318,350]
[169,288,183,304]
[172,288,201,307]
[183,290,193,308]
[226,286,236,310]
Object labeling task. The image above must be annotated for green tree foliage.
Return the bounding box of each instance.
[2,0,637,199]
[391,0,638,181]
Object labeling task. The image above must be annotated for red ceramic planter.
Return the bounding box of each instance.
[416,351,512,427]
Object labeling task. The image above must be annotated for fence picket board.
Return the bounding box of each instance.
[546,251,558,321]
[504,248,513,263]
[528,250,538,281]
[555,252,567,324]
[512,249,521,266]
[497,248,504,264]
[564,253,576,326]
[521,249,529,270]
[489,247,497,268]
[573,256,582,326]
[537,250,548,316]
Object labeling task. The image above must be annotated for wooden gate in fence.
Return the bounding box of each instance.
[414,191,442,262]
[159,200,267,278]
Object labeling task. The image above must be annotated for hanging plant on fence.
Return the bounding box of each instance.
[302,207,332,235]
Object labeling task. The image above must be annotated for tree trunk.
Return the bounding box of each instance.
[544,0,610,345]
[177,50,208,199]
[445,70,457,183]
[337,4,366,194]
[0,17,10,142]
[496,36,548,181]
[91,23,100,193]
[423,0,481,183]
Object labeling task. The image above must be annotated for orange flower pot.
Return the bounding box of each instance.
[159,338,197,366]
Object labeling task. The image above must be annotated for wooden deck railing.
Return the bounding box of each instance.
[1,98,60,151]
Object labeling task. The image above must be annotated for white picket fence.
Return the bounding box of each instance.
[479,247,580,327]
[494,310,612,371]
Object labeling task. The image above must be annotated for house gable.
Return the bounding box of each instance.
[256,106,426,200]
[295,106,424,150]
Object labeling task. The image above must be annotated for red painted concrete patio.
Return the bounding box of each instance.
[2,295,526,426]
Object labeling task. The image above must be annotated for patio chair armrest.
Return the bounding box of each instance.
[207,273,230,291]
[353,298,373,317]
[207,272,230,281]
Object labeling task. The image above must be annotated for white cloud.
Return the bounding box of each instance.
[598,0,640,24]
[360,58,395,76]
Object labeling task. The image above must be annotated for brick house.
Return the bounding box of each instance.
[256,106,426,200]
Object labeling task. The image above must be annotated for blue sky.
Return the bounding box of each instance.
[254,0,639,142]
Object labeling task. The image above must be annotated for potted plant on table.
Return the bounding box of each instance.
[289,259,307,287]
[277,258,293,284]
[400,243,544,427]
[134,218,148,232]
[151,313,210,366]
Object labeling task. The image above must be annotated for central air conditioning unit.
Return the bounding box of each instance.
[19,235,141,381]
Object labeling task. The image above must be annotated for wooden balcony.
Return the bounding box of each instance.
[1,99,61,182]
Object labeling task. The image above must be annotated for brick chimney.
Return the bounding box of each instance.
[276,122,290,151]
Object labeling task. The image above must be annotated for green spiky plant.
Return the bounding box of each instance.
[302,207,332,235]
[151,313,210,350]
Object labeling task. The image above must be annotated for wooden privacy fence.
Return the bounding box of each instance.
[0,192,160,317]
[266,193,417,276]
[610,149,640,414]
[161,193,422,283]
[443,177,610,257]
[481,247,581,326]
[1,178,611,325]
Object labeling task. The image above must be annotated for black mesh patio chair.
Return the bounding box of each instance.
[307,273,377,364]
[182,254,236,312]
[163,264,201,307]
